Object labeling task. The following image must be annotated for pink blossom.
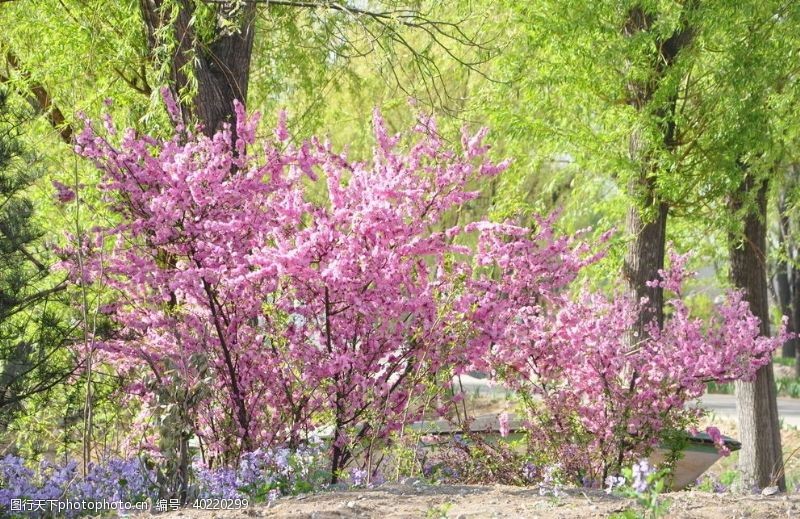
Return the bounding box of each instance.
[498,412,510,438]
[468,245,783,480]
[71,102,507,471]
[69,97,779,484]
[706,426,731,457]
[275,110,289,142]
[52,180,75,203]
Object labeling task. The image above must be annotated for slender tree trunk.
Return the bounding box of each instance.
[730,175,785,492]
[155,387,194,502]
[781,164,800,377]
[775,181,798,359]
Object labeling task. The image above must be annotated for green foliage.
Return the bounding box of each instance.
[457,0,800,290]
[610,463,672,519]
[0,0,153,124]
[707,363,800,398]
[776,377,800,399]
[0,88,76,432]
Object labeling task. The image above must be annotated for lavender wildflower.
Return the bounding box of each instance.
[522,462,539,482]
[538,464,563,497]
[605,475,626,494]
[349,467,368,487]
[631,459,653,493]
[195,466,243,499]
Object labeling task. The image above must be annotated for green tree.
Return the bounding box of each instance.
[476,0,800,490]
[0,88,75,433]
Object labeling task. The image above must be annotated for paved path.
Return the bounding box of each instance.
[699,393,800,427]
[454,375,800,427]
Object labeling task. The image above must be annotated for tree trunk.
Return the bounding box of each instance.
[140,0,257,135]
[155,383,194,503]
[192,3,257,136]
[730,176,785,492]
[780,164,800,377]
[775,181,798,359]
[621,4,694,337]
[624,188,669,336]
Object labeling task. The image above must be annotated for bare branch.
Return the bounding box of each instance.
[0,279,69,321]
[4,51,74,143]
[222,0,502,110]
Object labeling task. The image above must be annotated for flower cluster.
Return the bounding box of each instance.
[194,444,327,500]
[0,446,333,517]
[0,455,156,518]
[605,474,626,494]
[705,426,731,457]
[469,249,785,481]
[71,101,508,478]
[694,474,730,493]
[631,459,654,493]
[67,99,784,489]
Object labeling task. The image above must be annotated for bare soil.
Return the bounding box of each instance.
[159,484,800,518]
[156,398,800,518]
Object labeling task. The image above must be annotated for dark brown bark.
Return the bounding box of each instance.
[730,176,785,491]
[139,0,257,136]
[623,193,669,335]
[622,4,694,336]
[773,165,800,376]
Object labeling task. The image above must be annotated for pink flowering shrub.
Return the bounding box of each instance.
[69,95,783,488]
[468,249,785,482]
[71,98,509,480]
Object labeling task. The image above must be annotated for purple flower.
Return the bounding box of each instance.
[52,180,76,204]
[522,463,539,482]
[349,467,368,487]
[0,455,156,517]
[76,458,155,503]
[605,475,626,494]
[538,464,563,496]
[631,459,653,493]
[195,466,243,499]
[0,455,37,507]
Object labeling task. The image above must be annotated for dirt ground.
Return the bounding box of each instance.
[156,398,800,518]
[161,483,800,518]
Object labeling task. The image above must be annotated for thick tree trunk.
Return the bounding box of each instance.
[730,176,785,491]
[140,0,257,135]
[192,3,257,136]
[621,4,693,336]
[624,185,669,336]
